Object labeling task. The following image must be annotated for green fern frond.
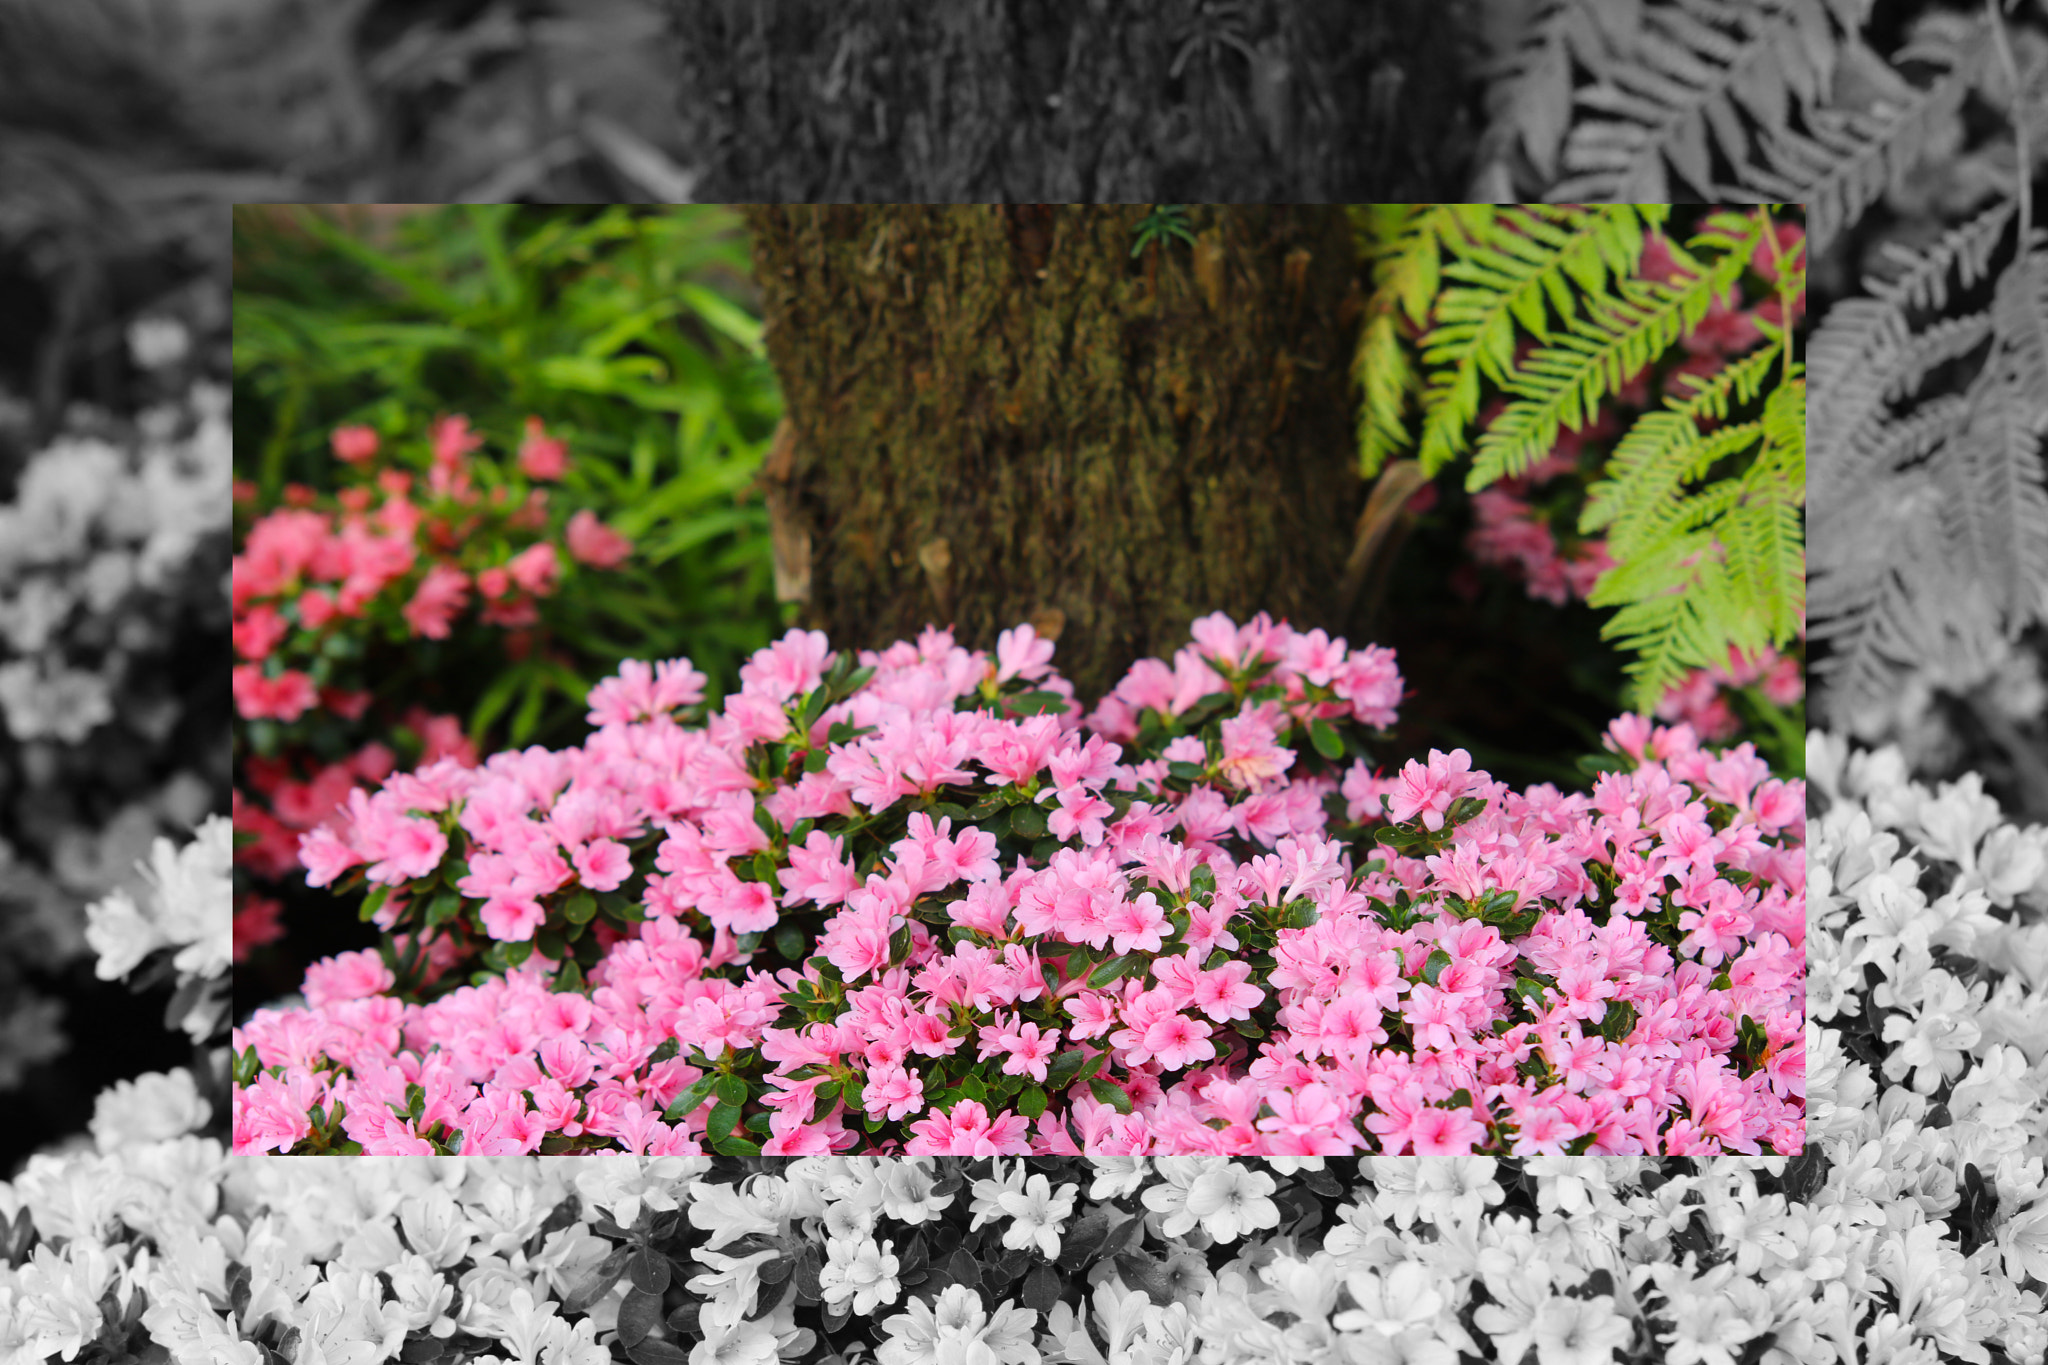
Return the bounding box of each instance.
[1414,204,1662,477]
[1467,212,1758,491]
[1664,337,1783,419]
[1585,368,1804,711]
[1352,205,1450,475]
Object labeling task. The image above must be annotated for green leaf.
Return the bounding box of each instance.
[663,1076,719,1124]
[1088,1077,1133,1114]
[1017,1085,1049,1119]
[503,939,533,968]
[707,1100,743,1142]
[774,923,807,960]
[1308,718,1344,760]
[1421,949,1452,987]
[423,890,464,929]
[1006,690,1067,716]
[1045,1050,1086,1091]
[1009,802,1049,840]
[1278,899,1321,929]
[359,884,389,923]
[1599,999,1638,1044]
[1087,954,1144,989]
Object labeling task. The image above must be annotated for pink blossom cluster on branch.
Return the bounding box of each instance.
[233,615,1804,1158]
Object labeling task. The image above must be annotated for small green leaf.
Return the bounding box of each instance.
[707,1100,743,1141]
[1018,1085,1049,1119]
[359,884,389,923]
[663,1076,719,1124]
[774,923,807,960]
[1009,802,1049,839]
[503,939,534,968]
[1006,690,1067,716]
[1087,954,1144,988]
[1308,718,1344,760]
[1600,999,1637,1043]
[1421,949,1452,987]
[804,748,829,773]
[1045,1050,1086,1091]
[563,892,597,925]
[1088,1077,1133,1114]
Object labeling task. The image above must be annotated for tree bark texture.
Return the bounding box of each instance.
[672,0,1473,202]
[744,204,1365,703]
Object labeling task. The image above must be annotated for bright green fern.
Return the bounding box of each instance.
[1355,203,1806,713]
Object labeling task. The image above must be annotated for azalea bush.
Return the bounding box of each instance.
[0,352,230,1111]
[231,410,637,968]
[231,204,784,1002]
[232,612,1804,1157]
[7,1142,2045,1365]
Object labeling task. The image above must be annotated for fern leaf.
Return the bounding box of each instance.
[1974,251,2048,621]
[1665,336,1784,417]
[1468,214,1757,491]
[1415,205,1659,477]
[1353,205,1461,475]
[1748,27,1979,254]
[1548,0,1848,203]
[1867,199,2015,312]
[1355,310,1417,476]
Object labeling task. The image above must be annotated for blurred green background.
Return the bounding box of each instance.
[233,204,786,747]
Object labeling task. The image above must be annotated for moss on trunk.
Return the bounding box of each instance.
[745,204,1365,700]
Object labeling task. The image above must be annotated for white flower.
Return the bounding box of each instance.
[877,1282,1041,1365]
[685,1171,781,1248]
[997,1173,1076,1258]
[1181,1164,1278,1245]
[1087,1156,1151,1201]
[1140,1156,1220,1238]
[1531,1295,1634,1365]
[818,1235,900,1315]
[400,1184,474,1270]
[89,1068,210,1151]
[1336,1261,1443,1339]
[12,1240,117,1361]
[871,1159,955,1224]
[969,1159,1030,1230]
[691,1314,780,1365]
[384,1253,455,1334]
[128,316,191,370]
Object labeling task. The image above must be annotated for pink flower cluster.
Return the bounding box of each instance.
[231,416,634,725]
[1655,644,1805,742]
[235,616,1804,1158]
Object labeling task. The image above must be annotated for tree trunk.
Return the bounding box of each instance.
[744,204,1366,701]
[672,0,1474,202]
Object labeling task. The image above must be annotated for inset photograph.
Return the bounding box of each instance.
[228,204,1805,1158]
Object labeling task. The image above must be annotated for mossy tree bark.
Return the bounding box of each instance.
[744,204,1366,702]
[672,0,1473,202]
